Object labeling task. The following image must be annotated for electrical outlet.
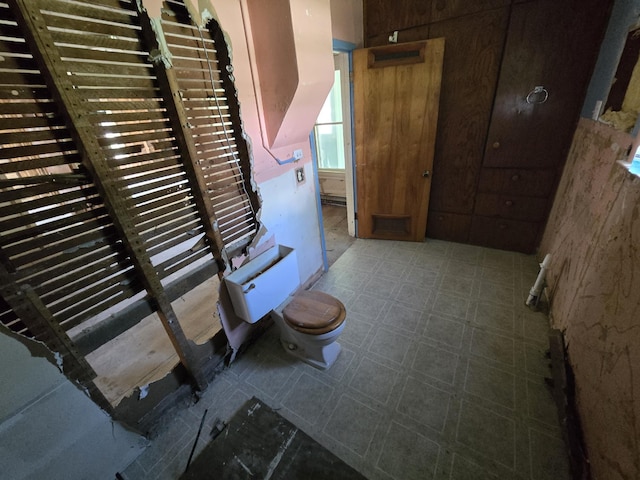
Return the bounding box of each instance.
[293,149,303,160]
[295,167,305,183]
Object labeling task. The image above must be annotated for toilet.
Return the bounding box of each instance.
[271,290,346,370]
[224,245,346,370]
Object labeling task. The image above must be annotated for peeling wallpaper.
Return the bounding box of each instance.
[540,118,640,480]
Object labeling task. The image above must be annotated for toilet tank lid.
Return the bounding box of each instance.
[283,290,345,330]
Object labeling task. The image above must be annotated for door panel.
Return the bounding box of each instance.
[353,39,444,241]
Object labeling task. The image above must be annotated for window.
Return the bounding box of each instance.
[313,69,346,170]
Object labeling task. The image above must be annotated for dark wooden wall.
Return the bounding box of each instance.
[364,0,612,253]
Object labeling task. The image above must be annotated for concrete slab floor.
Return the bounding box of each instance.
[124,238,567,480]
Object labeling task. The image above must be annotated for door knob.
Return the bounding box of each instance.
[423,170,430,178]
[492,141,500,149]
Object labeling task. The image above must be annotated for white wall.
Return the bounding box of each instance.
[0,331,147,479]
[256,163,324,284]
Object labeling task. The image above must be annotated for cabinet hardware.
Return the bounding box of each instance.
[526,85,549,104]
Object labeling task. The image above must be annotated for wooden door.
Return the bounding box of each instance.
[353,39,444,241]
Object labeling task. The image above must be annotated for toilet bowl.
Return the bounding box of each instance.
[224,245,346,370]
[272,290,346,370]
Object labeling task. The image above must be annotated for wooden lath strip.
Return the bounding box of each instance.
[9,226,116,269]
[0,152,81,173]
[41,0,138,25]
[116,155,181,178]
[137,203,198,235]
[139,210,201,243]
[47,271,136,318]
[87,109,168,124]
[125,173,189,199]
[3,212,114,259]
[0,98,57,115]
[68,74,157,89]
[0,187,93,223]
[156,247,210,280]
[2,206,111,251]
[0,140,78,161]
[141,225,203,253]
[46,29,144,53]
[0,126,72,145]
[135,197,196,226]
[41,13,141,39]
[38,252,132,298]
[74,87,162,100]
[0,178,85,204]
[19,246,126,288]
[57,286,138,330]
[0,114,66,130]
[0,85,50,100]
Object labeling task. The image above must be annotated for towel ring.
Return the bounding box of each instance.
[526,85,549,104]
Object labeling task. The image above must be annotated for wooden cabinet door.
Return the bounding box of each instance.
[428,8,509,215]
[483,0,612,169]
[353,39,444,241]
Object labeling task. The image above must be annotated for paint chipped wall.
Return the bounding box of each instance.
[539,118,640,480]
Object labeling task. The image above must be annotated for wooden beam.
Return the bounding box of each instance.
[0,261,113,413]
[137,7,227,274]
[9,0,208,390]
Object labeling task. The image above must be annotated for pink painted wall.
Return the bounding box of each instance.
[330,0,363,46]
[246,0,334,151]
[177,0,333,184]
[539,118,640,480]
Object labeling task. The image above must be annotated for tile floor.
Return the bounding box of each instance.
[123,238,569,480]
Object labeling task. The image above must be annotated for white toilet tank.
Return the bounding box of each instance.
[224,245,301,323]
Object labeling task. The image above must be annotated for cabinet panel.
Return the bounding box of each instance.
[431,0,511,24]
[477,168,556,197]
[474,193,548,222]
[483,0,612,169]
[428,8,509,213]
[426,212,471,243]
[469,216,539,253]
[364,0,432,39]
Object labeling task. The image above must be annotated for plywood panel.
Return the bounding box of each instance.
[428,8,509,214]
[483,0,612,168]
[365,0,432,38]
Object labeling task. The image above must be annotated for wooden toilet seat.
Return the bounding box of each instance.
[282,290,346,335]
